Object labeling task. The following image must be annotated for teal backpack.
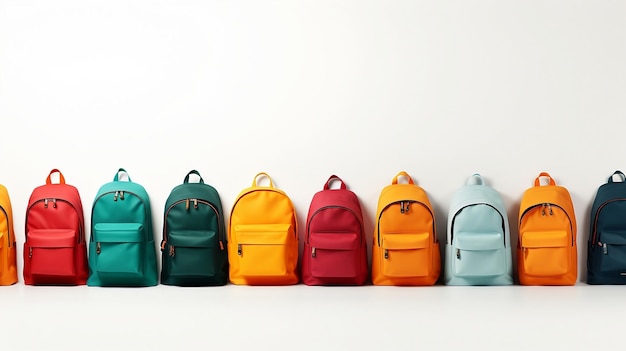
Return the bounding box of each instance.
[87,168,158,287]
[160,170,228,286]
[445,174,513,286]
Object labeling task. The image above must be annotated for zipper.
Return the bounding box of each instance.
[377,200,435,246]
[96,242,101,254]
[162,198,224,250]
[519,202,574,245]
[601,242,608,255]
[449,203,506,246]
[591,198,626,245]
[311,247,316,258]
[0,206,10,247]
[25,198,85,243]
[456,248,461,259]
[91,190,148,242]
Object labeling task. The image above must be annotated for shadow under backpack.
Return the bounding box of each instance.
[87,168,158,287]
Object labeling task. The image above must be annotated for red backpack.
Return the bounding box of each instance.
[302,175,368,285]
[23,169,88,285]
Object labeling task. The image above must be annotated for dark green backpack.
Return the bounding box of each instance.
[160,170,228,286]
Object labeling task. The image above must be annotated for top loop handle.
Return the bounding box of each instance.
[534,172,556,187]
[252,172,274,188]
[392,171,415,185]
[113,168,132,182]
[323,175,347,190]
[45,169,66,185]
[184,170,204,184]
[466,173,484,186]
[608,170,626,183]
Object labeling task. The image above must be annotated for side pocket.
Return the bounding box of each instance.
[28,229,77,277]
[382,233,431,277]
[0,232,5,277]
[94,223,143,278]
[308,232,359,278]
[166,230,219,278]
[521,231,570,276]
[453,232,506,277]
[235,224,292,277]
[598,231,626,274]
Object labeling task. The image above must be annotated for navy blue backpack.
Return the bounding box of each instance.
[587,170,626,284]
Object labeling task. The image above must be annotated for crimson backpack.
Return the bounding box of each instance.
[302,175,368,285]
[23,169,89,285]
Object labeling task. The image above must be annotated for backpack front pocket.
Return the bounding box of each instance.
[234,224,292,277]
[28,229,77,277]
[453,232,506,277]
[382,233,431,277]
[166,230,219,278]
[309,232,359,278]
[94,223,143,277]
[521,231,570,276]
[597,231,626,274]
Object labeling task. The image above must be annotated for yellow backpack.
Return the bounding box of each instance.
[0,184,17,286]
[228,172,299,285]
[372,171,440,286]
[518,172,577,285]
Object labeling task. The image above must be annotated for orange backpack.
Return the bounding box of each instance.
[518,172,577,285]
[0,184,17,286]
[228,172,299,285]
[372,171,440,286]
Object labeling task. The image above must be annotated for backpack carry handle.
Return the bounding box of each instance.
[608,170,626,183]
[466,173,484,186]
[324,175,347,190]
[534,172,556,187]
[392,171,414,185]
[45,169,66,185]
[252,172,274,188]
[184,170,204,184]
[113,168,132,182]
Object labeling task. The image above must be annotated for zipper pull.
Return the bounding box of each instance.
[456,248,461,259]
[96,242,101,254]
[44,199,48,208]
[541,204,546,216]
[219,241,224,251]
[193,199,198,209]
[120,191,125,200]
[185,199,190,210]
[404,202,410,213]
[114,191,119,201]
[169,245,175,257]
[384,249,389,259]
[29,247,33,258]
[603,242,608,255]
[53,198,57,208]
[312,247,316,258]
[548,204,553,216]
[237,244,242,256]
[160,240,166,251]
[400,201,405,214]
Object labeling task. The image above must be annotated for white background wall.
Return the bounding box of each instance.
[1,1,625,350]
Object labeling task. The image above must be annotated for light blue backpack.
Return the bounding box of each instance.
[445,174,513,285]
